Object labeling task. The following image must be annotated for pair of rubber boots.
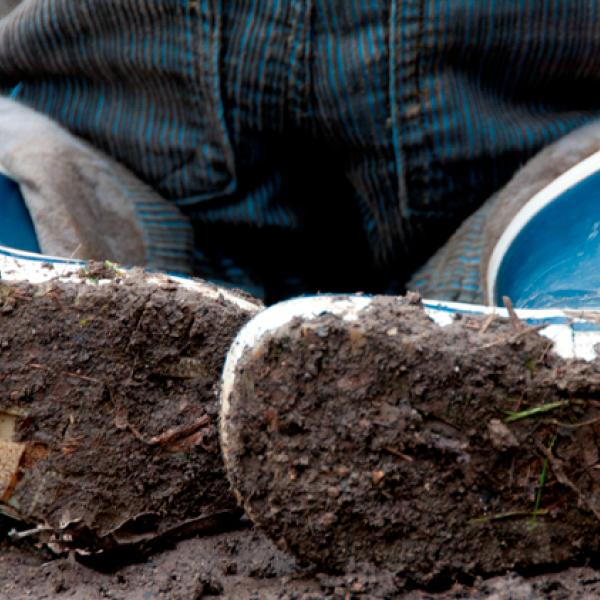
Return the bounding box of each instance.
[4,126,600,584]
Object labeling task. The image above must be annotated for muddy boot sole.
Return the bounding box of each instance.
[0,258,261,553]
[221,295,600,585]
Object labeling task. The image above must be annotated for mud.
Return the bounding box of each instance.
[0,269,258,551]
[6,521,600,599]
[223,296,600,586]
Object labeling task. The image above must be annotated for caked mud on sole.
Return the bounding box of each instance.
[0,262,261,553]
[221,295,600,585]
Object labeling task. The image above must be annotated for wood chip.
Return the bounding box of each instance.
[371,470,386,486]
[0,439,25,500]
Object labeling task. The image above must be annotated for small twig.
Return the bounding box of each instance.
[504,400,570,423]
[114,408,146,442]
[64,372,101,384]
[29,363,47,370]
[502,296,524,330]
[481,324,546,349]
[69,243,83,260]
[31,365,106,388]
[31,370,116,414]
[510,324,546,342]
[147,415,210,447]
[532,435,557,522]
[9,526,56,540]
[383,447,414,462]
[512,391,526,414]
[115,410,210,448]
[539,339,554,363]
[479,312,496,335]
[547,415,600,430]
[508,455,516,489]
[535,439,600,522]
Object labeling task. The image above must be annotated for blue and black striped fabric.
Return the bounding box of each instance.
[2,1,600,301]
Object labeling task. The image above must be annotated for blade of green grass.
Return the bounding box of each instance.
[531,434,557,524]
[504,401,569,423]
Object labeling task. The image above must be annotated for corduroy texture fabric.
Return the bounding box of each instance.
[408,197,497,305]
[2,1,600,300]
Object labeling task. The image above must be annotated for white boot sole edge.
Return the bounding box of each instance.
[0,243,261,314]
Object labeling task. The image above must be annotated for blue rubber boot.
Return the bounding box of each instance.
[489,150,600,309]
[0,173,40,254]
[410,120,600,312]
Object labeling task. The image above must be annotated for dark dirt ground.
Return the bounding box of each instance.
[5,523,600,599]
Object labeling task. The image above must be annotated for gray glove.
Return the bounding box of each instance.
[0,0,21,19]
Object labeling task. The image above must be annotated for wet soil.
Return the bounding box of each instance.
[6,522,600,599]
[0,269,257,551]
[223,296,600,586]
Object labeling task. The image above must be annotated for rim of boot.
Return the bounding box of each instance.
[0,242,261,313]
[485,145,600,309]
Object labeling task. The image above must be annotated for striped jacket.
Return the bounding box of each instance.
[1,1,600,301]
